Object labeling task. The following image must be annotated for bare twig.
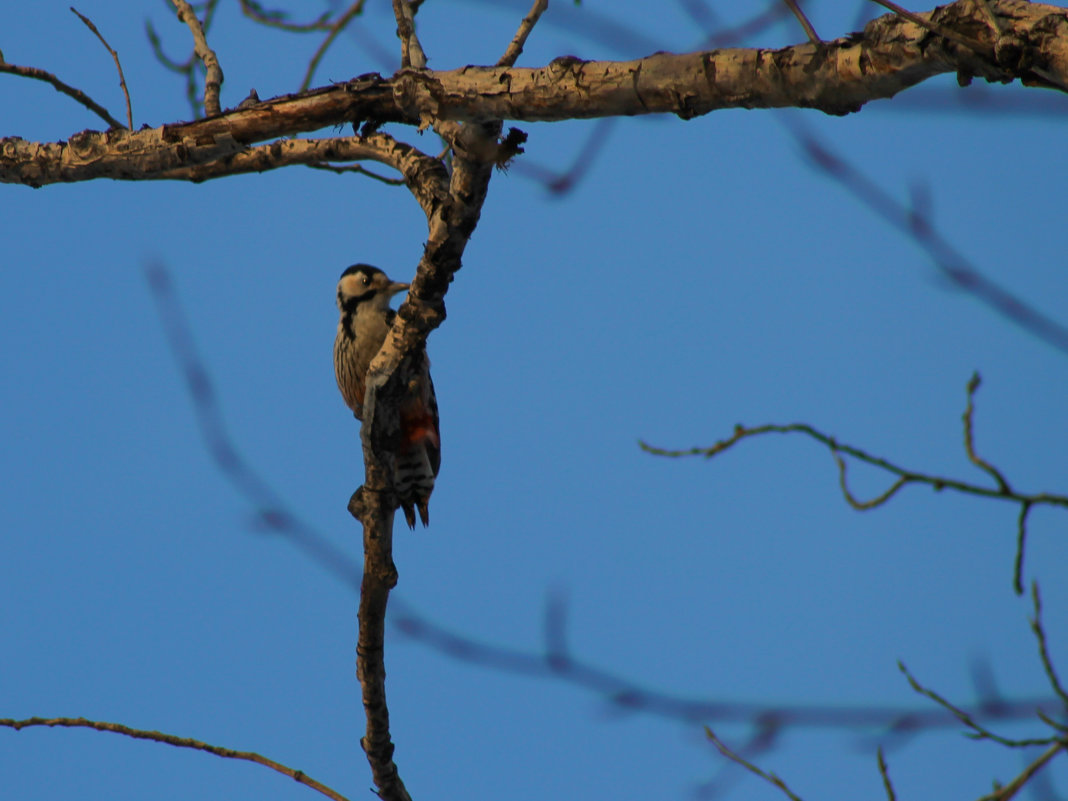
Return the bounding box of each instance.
[1013,500,1032,596]
[877,747,897,801]
[301,1,366,91]
[704,727,805,801]
[898,662,1060,747]
[238,0,333,31]
[305,162,406,185]
[1030,583,1068,708]
[0,61,124,129]
[170,0,224,115]
[785,117,1068,357]
[640,411,1066,513]
[831,450,909,510]
[70,7,133,129]
[0,717,351,801]
[147,0,220,117]
[975,740,1067,801]
[391,0,426,69]
[642,375,1067,593]
[963,372,1011,494]
[782,0,821,44]
[498,0,549,68]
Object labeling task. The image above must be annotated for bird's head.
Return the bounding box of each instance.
[336,264,409,314]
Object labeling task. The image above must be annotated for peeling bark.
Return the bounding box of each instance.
[3,0,1065,188]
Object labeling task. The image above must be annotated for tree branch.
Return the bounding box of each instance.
[877,747,897,801]
[0,60,124,130]
[70,7,133,130]
[704,727,805,801]
[5,0,1068,187]
[1029,582,1068,708]
[498,0,549,68]
[300,1,367,91]
[152,132,449,213]
[391,0,426,70]
[782,0,821,44]
[344,119,504,800]
[0,717,351,801]
[898,662,1061,747]
[975,741,1068,801]
[642,373,1067,594]
[170,0,224,115]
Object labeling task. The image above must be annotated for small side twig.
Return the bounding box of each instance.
[781,0,821,44]
[975,741,1067,801]
[0,61,124,129]
[0,717,351,801]
[498,0,549,68]
[877,747,897,801]
[391,0,426,69]
[170,0,224,115]
[300,0,366,91]
[1030,582,1068,708]
[305,162,406,185]
[831,450,908,510]
[1013,501,1032,596]
[70,7,132,129]
[963,372,1011,494]
[705,727,805,801]
[898,661,1059,747]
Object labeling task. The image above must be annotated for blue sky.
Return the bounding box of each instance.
[2,1,1067,799]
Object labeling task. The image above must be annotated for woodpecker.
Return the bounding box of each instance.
[333,264,440,528]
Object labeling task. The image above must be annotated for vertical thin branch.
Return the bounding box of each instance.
[170,0,224,115]
[877,747,897,801]
[347,119,502,800]
[349,489,411,801]
[70,7,133,129]
[498,0,549,67]
[1013,501,1031,596]
[781,0,821,43]
[963,373,1012,494]
[1030,583,1068,706]
[391,0,426,69]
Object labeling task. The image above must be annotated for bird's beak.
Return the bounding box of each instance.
[388,281,410,297]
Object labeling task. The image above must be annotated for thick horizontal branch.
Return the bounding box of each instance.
[3,0,1066,186]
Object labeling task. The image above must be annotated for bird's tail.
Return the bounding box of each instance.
[395,443,435,529]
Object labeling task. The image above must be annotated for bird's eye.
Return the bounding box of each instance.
[361,274,370,285]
